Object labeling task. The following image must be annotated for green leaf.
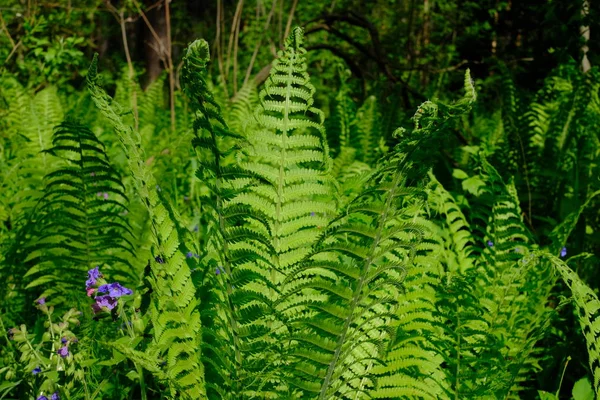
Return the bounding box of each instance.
[452,169,469,180]
[572,377,594,400]
[538,390,557,400]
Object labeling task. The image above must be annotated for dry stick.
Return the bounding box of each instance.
[277,0,283,47]
[225,0,244,87]
[0,12,15,49]
[243,0,277,87]
[131,0,175,131]
[104,1,139,131]
[232,0,244,96]
[119,11,139,131]
[215,0,229,98]
[283,0,298,42]
[165,0,175,132]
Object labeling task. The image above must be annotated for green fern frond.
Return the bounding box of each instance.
[3,120,135,309]
[88,55,206,399]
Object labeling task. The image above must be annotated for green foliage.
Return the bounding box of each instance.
[7,120,134,304]
[87,54,206,398]
[2,4,600,398]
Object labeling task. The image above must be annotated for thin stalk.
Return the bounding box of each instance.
[282,0,298,42]
[243,0,276,86]
[165,0,175,132]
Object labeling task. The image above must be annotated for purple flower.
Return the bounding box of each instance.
[32,366,41,375]
[486,240,494,247]
[155,255,164,264]
[310,212,316,216]
[37,297,46,305]
[103,192,109,200]
[215,265,225,275]
[186,251,193,258]
[94,295,118,310]
[51,393,60,400]
[36,396,48,400]
[97,282,132,298]
[96,192,102,197]
[57,346,69,358]
[61,337,67,344]
[86,266,101,288]
[560,247,567,258]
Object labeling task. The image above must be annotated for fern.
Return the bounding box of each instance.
[9,120,135,304]
[87,55,206,398]
[276,69,476,399]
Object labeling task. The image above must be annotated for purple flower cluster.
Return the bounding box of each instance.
[86,267,132,314]
[560,246,567,258]
[36,392,59,400]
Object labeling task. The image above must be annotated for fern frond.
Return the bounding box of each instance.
[87,55,206,399]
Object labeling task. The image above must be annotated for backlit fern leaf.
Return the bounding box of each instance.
[278,70,476,399]
[87,55,206,399]
[544,253,600,394]
[13,120,135,304]
[181,38,276,399]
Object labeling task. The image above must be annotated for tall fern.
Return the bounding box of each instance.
[87,55,206,398]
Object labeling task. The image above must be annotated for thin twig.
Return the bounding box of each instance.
[165,0,175,132]
[283,0,298,41]
[225,0,244,86]
[243,0,277,87]
[215,0,229,98]
[104,1,139,130]
[232,0,244,95]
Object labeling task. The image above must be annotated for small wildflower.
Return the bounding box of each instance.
[32,366,41,375]
[57,346,69,358]
[97,282,132,298]
[487,240,494,247]
[216,265,225,275]
[94,295,118,311]
[186,251,193,258]
[51,392,60,400]
[215,267,221,275]
[103,192,109,200]
[86,287,97,297]
[310,212,316,217]
[96,192,102,197]
[155,255,164,264]
[560,247,567,258]
[36,396,48,400]
[61,337,67,344]
[86,266,101,288]
[37,297,46,305]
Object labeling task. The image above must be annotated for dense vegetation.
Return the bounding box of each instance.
[1,1,599,399]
